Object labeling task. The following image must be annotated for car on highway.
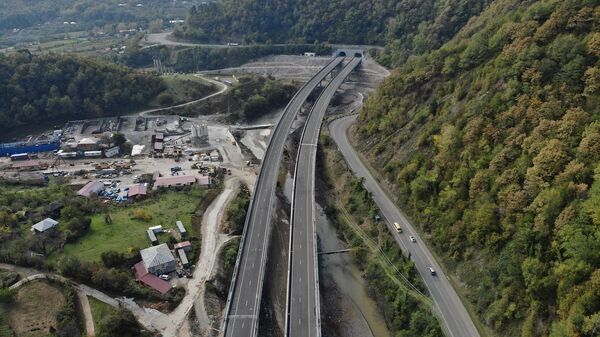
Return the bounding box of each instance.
[429,267,436,276]
[394,222,402,232]
[409,235,416,242]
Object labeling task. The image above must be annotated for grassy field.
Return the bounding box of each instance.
[9,281,65,337]
[0,304,12,337]
[148,74,218,107]
[59,188,207,262]
[88,297,117,335]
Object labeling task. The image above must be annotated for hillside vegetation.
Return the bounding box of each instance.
[0,51,164,133]
[355,0,600,336]
[0,0,200,31]
[175,0,493,66]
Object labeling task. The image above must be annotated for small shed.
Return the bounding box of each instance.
[197,175,211,187]
[178,249,189,268]
[174,241,192,252]
[31,218,58,233]
[147,229,158,245]
[131,145,145,156]
[149,225,163,233]
[176,221,187,239]
[105,146,120,158]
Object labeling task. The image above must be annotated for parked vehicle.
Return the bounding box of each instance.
[159,274,170,281]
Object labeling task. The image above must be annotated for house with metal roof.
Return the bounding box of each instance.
[133,261,172,294]
[140,244,176,275]
[31,218,58,233]
[128,184,147,199]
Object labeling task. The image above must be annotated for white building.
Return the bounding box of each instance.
[140,244,176,275]
[31,218,58,233]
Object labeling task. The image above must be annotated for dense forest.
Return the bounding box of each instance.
[354,0,600,336]
[0,51,164,132]
[174,0,493,66]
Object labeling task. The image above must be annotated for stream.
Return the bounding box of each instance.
[283,173,391,337]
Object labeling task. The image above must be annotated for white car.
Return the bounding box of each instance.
[159,274,170,281]
[429,267,436,276]
[409,235,416,243]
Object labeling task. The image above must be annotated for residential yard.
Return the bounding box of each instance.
[59,188,208,262]
[9,281,66,337]
[88,296,117,335]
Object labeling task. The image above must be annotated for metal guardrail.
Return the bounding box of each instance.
[285,57,361,337]
[220,57,343,337]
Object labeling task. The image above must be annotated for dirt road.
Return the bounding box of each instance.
[139,75,228,118]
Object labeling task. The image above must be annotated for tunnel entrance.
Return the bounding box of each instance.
[354,52,363,58]
[338,51,347,57]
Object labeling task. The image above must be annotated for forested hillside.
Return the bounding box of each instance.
[175,0,492,66]
[0,51,164,132]
[0,0,200,31]
[355,0,600,336]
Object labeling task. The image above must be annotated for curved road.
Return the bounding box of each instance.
[143,32,384,51]
[138,75,228,117]
[287,58,361,337]
[329,115,480,337]
[222,57,344,337]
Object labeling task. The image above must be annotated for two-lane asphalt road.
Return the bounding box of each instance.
[287,58,361,337]
[222,57,344,337]
[329,115,481,337]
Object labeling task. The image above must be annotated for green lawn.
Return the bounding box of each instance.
[88,296,117,335]
[59,189,206,262]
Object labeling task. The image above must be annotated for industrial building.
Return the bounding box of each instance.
[10,160,48,171]
[191,124,209,147]
[153,175,196,190]
[77,138,99,151]
[0,135,61,157]
[78,181,105,197]
[140,243,176,275]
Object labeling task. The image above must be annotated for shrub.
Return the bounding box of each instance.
[131,209,152,222]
